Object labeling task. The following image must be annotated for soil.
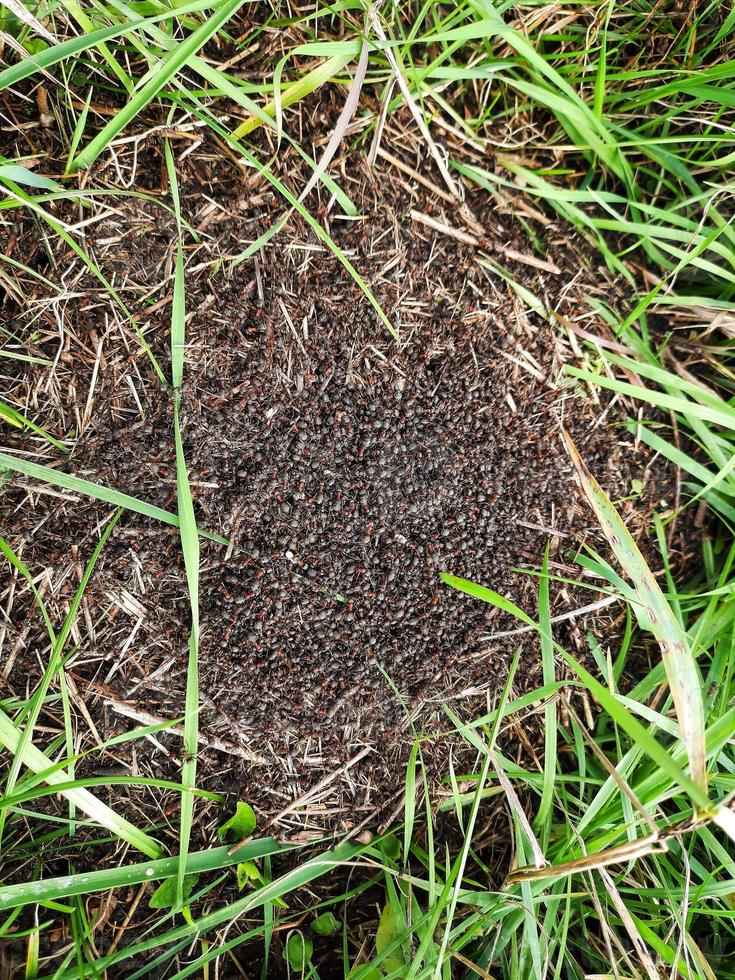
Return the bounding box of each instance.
[0,70,690,977]
[1,130,670,822]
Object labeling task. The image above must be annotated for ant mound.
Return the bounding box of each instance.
[72,162,655,827]
[3,153,659,831]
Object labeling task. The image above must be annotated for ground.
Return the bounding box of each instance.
[1,102,673,842]
[0,6,726,975]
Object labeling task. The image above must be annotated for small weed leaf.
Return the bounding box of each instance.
[379,835,401,863]
[218,801,256,842]
[375,899,404,972]
[285,932,313,971]
[236,860,288,907]
[311,911,340,936]
[149,874,199,910]
[236,860,263,889]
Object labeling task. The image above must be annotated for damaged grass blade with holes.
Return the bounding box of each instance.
[561,430,708,806]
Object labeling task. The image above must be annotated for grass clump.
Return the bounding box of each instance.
[1,0,734,976]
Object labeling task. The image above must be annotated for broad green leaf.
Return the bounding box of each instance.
[219,801,256,842]
[285,932,313,971]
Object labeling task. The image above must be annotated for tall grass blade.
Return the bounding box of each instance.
[0,841,285,911]
[562,430,708,804]
[71,0,245,171]
[165,141,201,909]
[0,452,227,544]
[0,710,162,858]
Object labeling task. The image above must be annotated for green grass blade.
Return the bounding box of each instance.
[0,710,162,858]
[0,401,65,451]
[0,512,122,848]
[0,841,285,911]
[562,431,708,804]
[566,366,735,430]
[232,51,353,138]
[0,452,227,544]
[71,0,245,171]
[535,542,556,841]
[166,140,201,909]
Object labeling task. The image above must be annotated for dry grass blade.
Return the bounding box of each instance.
[297,39,369,203]
[0,0,55,42]
[489,749,546,870]
[506,834,668,885]
[561,429,707,804]
[598,867,660,980]
[367,6,461,199]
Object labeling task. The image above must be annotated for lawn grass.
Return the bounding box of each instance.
[1,0,735,976]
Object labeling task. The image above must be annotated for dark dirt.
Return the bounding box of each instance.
[0,129,674,836]
[0,68,695,977]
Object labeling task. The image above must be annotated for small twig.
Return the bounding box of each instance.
[502,247,560,275]
[376,147,455,203]
[409,209,479,246]
[481,593,620,641]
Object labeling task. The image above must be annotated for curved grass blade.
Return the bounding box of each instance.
[562,430,707,805]
[0,452,227,545]
[0,401,66,451]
